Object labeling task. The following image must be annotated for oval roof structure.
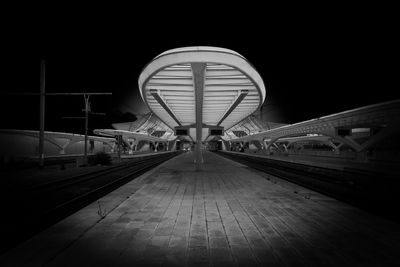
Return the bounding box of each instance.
[138,46,266,141]
[154,46,245,60]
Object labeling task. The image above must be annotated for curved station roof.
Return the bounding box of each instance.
[138,46,266,141]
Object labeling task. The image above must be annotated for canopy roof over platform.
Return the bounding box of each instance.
[138,46,266,141]
[111,113,174,140]
[233,99,400,153]
[93,129,172,143]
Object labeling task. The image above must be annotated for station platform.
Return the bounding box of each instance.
[1,151,400,267]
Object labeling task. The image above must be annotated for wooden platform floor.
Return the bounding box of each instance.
[1,151,400,267]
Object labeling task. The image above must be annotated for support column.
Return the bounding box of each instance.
[221,140,227,151]
[328,140,342,155]
[59,139,71,154]
[263,140,268,150]
[239,141,244,152]
[169,140,177,151]
[252,140,263,151]
[282,144,289,152]
[222,140,230,151]
[129,141,135,154]
[191,63,206,171]
[154,142,159,152]
[110,142,116,153]
[263,140,272,155]
[273,143,281,151]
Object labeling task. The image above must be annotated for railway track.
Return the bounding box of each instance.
[215,151,400,222]
[33,152,179,220]
[1,151,180,254]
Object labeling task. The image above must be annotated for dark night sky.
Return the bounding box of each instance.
[1,6,398,135]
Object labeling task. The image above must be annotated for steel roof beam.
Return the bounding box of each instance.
[217,90,249,126]
[150,89,181,126]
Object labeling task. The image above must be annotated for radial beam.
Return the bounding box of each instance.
[217,90,249,126]
[150,89,181,126]
[191,63,206,171]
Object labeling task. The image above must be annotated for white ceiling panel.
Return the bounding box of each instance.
[139,47,266,141]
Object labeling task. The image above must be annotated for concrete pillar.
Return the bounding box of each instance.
[263,140,273,155]
[191,62,206,171]
[282,144,289,152]
[154,142,159,152]
[59,139,71,155]
[263,140,268,150]
[110,143,116,153]
[329,141,342,155]
[128,142,135,154]
[168,140,177,151]
[239,142,244,152]
[221,140,230,151]
[252,140,263,151]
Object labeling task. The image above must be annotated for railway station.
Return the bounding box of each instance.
[1,46,400,266]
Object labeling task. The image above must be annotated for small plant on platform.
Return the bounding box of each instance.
[88,151,112,166]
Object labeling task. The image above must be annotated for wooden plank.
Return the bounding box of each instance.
[3,151,400,267]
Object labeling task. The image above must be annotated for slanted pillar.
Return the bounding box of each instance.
[221,140,226,151]
[168,140,177,151]
[273,143,281,151]
[259,140,264,150]
[264,140,273,155]
[122,138,136,155]
[221,140,230,151]
[329,140,342,155]
[154,142,159,152]
[252,140,263,151]
[282,144,289,152]
[59,139,71,154]
[263,140,268,150]
[239,141,244,152]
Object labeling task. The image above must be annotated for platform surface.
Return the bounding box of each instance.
[1,151,400,267]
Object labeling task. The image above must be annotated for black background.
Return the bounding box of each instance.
[1,5,398,134]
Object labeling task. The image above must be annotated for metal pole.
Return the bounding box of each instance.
[83,94,90,166]
[39,60,46,169]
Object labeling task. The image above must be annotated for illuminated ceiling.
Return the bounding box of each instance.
[138,46,266,141]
